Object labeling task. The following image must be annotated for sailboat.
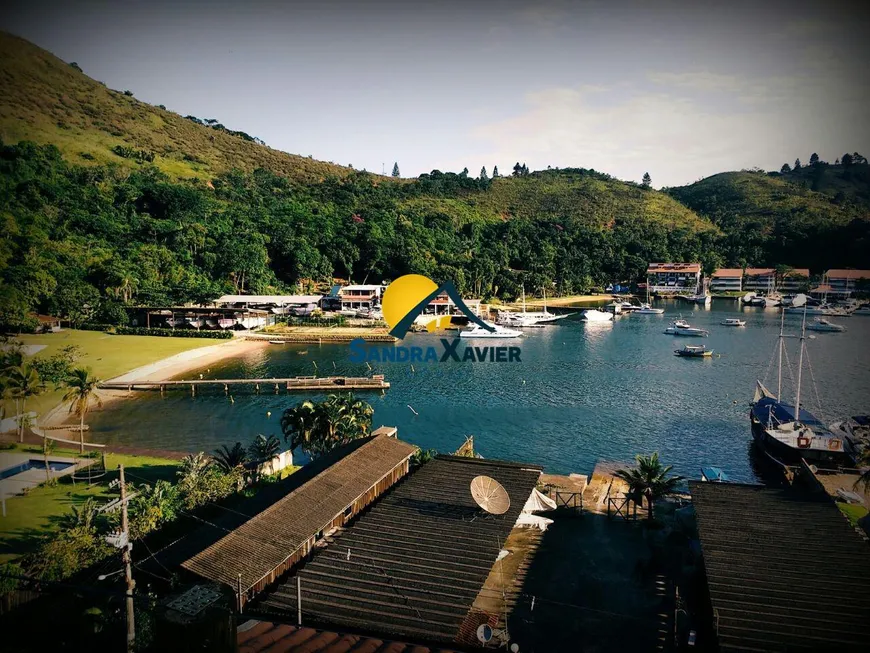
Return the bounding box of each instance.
[635,283,665,314]
[749,307,856,468]
[498,285,574,326]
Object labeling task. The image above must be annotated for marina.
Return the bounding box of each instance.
[98,375,390,393]
[82,301,870,482]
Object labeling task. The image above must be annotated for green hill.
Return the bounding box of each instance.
[0,31,354,183]
[668,170,869,271]
[0,32,865,331]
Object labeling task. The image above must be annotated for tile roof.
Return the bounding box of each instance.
[180,435,416,594]
[238,620,460,653]
[690,481,870,653]
[743,268,775,275]
[826,269,870,279]
[254,456,542,644]
[711,269,743,277]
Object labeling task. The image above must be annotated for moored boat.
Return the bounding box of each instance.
[664,319,708,336]
[580,309,613,322]
[675,344,713,357]
[749,309,856,468]
[806,318,845,332]
[721,318,746,327]
[700,466,729,482]
[459,322,523,338]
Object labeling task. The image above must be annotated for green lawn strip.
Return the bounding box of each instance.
[0,444,180,563]
[5,329,217,416]
[837,502,869,528]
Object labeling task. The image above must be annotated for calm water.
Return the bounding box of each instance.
[88,302,870,482]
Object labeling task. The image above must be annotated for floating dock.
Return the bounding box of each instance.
[99,374,390,394]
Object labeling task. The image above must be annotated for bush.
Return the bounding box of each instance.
[93,300,129,326]
[115,327,233,339]
[79,323,114,332]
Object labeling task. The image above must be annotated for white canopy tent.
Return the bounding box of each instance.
[516,488,557,531]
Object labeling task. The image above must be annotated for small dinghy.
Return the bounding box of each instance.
[675,344,713,357]
[721,318,746,327]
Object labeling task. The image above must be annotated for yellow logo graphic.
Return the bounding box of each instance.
[381,274,494,338]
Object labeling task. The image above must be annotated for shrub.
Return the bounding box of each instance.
[123,90,133,97]
[79,323,114,332]
[115,327,233,339]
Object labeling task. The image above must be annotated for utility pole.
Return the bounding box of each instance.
[119,465,136,652]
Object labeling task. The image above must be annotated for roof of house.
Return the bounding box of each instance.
[826,269,870,279]
[711,269,743,278]
[341,285,385,292]
[215,295,322,304]
[647,263,701,273]
[743,268,775,275]
[179,435,416,594]
[254,456,543,643]
[33,314,61,323]
[238,620,460,653]
[690,481,870,653]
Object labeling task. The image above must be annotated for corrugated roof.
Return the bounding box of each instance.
[826,269,870,280]
[180,435,416,594]
[690,481,870,653]
[238,620,461,653]
[254,456,542,643]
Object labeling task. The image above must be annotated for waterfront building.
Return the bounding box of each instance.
[128,305,275,330]
[709,268,743,293]
[741,268,776,293]
[690,481,870,652]
[821,269,870,298]
[215,294,323,316]
[777,268,810,293]
[339,284,387,313]
[646,263,701,295]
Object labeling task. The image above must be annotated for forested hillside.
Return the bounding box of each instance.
[0,32,868,332]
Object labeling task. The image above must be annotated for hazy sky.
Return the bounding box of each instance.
[3,0,869,186]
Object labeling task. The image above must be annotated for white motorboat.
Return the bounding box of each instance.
[664,319,708,336]
[784,304,848,316]
[501,285,573,326]
[806,318,845,332]
[721,318,746,327]
[459,322,523,338]
[605,302,622,314]
[635,302,664,314]
[664,319,691,332]
[580,309,613,322]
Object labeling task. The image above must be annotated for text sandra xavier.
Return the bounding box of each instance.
[349,338,522,363]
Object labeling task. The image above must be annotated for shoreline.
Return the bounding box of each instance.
[40,338,270,429]
[502,294,613,309]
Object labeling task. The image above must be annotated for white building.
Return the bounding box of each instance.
[646,263,701,295]
[820,269,870,298]
[339,285,387,312]
[742,269,776,293]
[709,269,743,293]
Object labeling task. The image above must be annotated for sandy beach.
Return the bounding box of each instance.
[40,338,269,428]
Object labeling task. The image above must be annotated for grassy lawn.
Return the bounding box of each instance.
[0,443,180,563]
[837,502,869,528]
[5,329,218,417]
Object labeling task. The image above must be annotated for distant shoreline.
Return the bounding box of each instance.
[503,294,613,309]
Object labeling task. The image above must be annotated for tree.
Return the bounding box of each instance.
[809,152,819,166]
[780,163,791,173]
[212,442,247,473]
[512,162,522,177]
[480,166,488,181]
[835,157,840,165]
[391,162,400,177]
[460,167,469,179]
[6,364,45,442]
[248,434,282,462]
[794,158,802,169]
[492,165,499,178]
[281,394,374,458]
[614,452,684,521]
[642,172,652,187]
[842,153,854,167]
[61,368,102,453]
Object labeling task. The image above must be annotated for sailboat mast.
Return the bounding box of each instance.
[543,285,547,314]
[522,284,526,315]
[776,308,784,400]
[794,304,808,423]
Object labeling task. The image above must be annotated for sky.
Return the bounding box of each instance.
[3,0,870,187]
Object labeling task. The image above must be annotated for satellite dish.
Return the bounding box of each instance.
[471,476,510,515]
[476,624,493,643]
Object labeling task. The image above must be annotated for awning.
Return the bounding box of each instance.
[523,488,557,513]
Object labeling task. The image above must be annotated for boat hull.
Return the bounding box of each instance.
[749,405,854,468]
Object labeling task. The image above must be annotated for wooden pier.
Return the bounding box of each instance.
[98,374,390,394]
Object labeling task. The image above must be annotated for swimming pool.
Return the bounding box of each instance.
[0,459,76,480]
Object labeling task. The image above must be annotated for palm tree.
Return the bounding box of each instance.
[61,368,102,453]
[59,497,99,531]
[248,434,281,462]
[281,394,374,458]
[7,364,45,443]
[212,442,248,473]
[614,452,684,521]
[178,452,211,485]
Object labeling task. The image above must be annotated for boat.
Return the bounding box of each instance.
[580,309,613,322]
[784,303,847,316]
[501,285,574,326]
[634,285,664,314]
[806,318,845,332]
[721,318,746,327]
[604,302,622,315]
[853,305,870,316]
[268,340,285,344]
[664,319,708,336]
[749,308,857,468]
[674,344,713,357]
[680,293,712,306]
[459,322,523,338]
[700,467,729,482]
[620,302,641,312]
